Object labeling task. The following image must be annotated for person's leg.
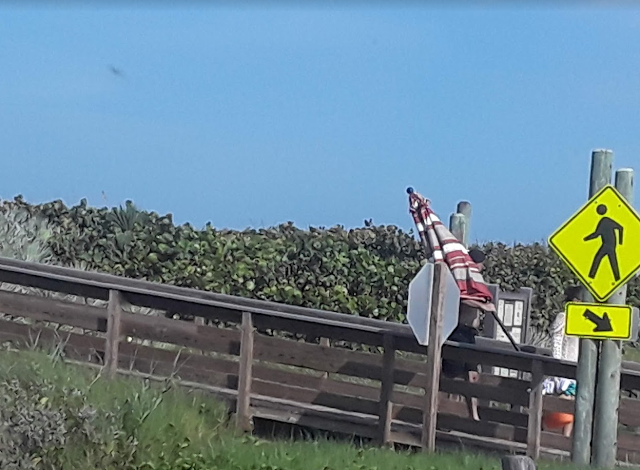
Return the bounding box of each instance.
[466,370,480,421]
[563,421,574,438]
[442,360,467,403]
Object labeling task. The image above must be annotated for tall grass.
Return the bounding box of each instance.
[0,346,602,470]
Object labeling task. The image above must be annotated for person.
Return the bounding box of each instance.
[468,248,486,272]
[550,286,580,363]
[441,247,488,422]
[442,302,483,421]
[541,285,581,438]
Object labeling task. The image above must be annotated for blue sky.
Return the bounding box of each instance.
[1,5,640,244]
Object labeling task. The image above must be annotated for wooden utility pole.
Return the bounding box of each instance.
[550,150,639,468]
[449,213,466,247]
[592,168,634,468]
[457,201,472,247]
[450,201,471,248]
[572,149,613,466]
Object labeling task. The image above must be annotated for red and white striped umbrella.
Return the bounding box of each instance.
[407,187,495,311]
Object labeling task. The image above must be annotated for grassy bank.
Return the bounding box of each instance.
[0,348,592,470]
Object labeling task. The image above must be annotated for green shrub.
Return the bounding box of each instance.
[0,348,230,470]
[0,205,54,264]
[0,364,133,469]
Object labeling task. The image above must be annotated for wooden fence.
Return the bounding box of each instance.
[0,257,639,463]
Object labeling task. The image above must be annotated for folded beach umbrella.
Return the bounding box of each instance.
[407,187,494,311]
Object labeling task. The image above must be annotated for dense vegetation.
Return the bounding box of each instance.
[1,195,639,335]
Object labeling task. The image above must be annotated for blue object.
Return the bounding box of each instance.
[563,382,577,397]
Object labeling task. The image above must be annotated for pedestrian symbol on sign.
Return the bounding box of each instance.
[584,204,623,282]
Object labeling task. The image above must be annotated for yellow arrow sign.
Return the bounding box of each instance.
[565,302,633,340]
[549,184,640,302]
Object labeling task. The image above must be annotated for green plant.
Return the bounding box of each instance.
[0,368,129,470]
[0,348,232,470]
[136,439,209,470]
[0,206,54,264]
[107,200,149,233]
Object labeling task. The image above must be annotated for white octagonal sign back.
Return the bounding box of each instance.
[407,262,461,347]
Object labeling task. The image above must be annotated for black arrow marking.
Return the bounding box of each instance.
[583,308,613,332]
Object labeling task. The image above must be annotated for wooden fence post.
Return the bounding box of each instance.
[104,289,123,379]
[422,262,447,452]
[377,333,396,446]
[236,311,255,432]
[320,337,330,379]
[526,360,544,459]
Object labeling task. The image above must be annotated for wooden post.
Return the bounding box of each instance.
[104,289,122,379]
[456,201,472,247]
[236,311,255,432]
[377,334,396,446]
[572,149,613,466]
[421,262,447,452]
[592,168,633,468]
[320,337,330,379]
[449,213,466,247]
[526,360,544,459]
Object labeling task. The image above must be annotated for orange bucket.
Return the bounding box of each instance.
[543,411,574,429]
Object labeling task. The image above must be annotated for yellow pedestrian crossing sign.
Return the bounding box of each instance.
[564,302,633,340]
[549,184,640,302]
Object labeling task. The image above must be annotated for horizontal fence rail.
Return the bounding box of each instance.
[0,257,639,463]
